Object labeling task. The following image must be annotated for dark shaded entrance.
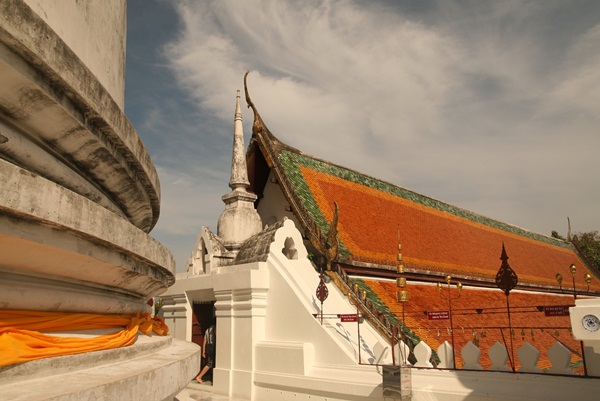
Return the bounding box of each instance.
[192,301,216,379]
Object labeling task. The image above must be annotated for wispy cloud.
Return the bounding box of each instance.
[127,0,600,270]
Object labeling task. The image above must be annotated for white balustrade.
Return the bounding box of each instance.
[517,342,542,373]
[394,340,411,365]
[437,341,455,369]
[461,341,483,370]
[488,341,511,371]
[547,342,574,375]
[401,339,583,375]
[413,341,433,368]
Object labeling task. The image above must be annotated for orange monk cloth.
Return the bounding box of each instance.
[0,310,169,367]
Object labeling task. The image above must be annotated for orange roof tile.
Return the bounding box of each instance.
[276,151,599,291]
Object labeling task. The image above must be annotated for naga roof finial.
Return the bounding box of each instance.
[244,71,265,136]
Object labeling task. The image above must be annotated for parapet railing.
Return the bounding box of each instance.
[391,335,599,377]
[327,264,600,377]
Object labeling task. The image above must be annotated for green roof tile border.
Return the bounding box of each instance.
[354,279,424,353]
[279,150,572,251]
[278,150,352,258]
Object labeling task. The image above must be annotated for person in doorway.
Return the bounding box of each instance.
[196,323,215,384]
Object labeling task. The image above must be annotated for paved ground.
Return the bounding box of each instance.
[174,380,246,401]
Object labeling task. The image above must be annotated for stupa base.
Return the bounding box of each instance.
[0,334,200,401]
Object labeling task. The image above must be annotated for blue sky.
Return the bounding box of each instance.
[125,0,600,272]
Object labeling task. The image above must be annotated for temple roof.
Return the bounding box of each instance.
[244,74,600,294]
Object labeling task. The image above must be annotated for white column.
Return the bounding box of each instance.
[231,287,268,400]
[212,266,269,400]
[213,290,234,396]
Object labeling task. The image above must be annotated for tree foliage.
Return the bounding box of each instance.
[572,231,600,271]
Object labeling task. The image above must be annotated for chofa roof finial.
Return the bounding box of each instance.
[244,71,265,136]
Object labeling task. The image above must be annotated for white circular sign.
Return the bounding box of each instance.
[582,314,600,333]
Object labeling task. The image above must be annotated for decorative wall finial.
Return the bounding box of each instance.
[496,243,518,296]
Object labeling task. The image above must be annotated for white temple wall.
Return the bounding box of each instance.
[264,248,361,366]
[243,220,391,400]
[186,232,205,275]
[570,298,600,376]
[159,292,190,341]
[264,220,394,366]
[257,170,301,228]
[407,368,599,401]
[212,264,269,400]
[162,221,389,400]
[163,274,217,342]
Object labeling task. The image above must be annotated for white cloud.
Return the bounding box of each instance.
[153,165,224,236]
[166,0,462,173]
[137,0,600,269]
[541,23,600,120]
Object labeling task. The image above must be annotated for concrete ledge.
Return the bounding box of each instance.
[253,360,383,401]
[0,157,175,276]
[0,269,152,314]
[0,158,175,310]
[254,368,383,401]
[0,337,201,401]
[409,368,600,401]
[0,333,172,384]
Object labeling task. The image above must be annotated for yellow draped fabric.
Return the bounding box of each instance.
[0,310,169,367]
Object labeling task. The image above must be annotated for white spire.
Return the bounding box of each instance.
[229,90,250,191]
[217,90,262,254]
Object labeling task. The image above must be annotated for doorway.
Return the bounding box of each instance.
[192,301,216,379]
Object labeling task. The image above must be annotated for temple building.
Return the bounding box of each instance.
[163,73,600,400]
[0,1,198,399]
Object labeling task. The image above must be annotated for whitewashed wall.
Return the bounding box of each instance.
[23,0,127,108]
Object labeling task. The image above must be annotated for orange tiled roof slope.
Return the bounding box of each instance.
[359,279,584,371]
[275,150,599,292]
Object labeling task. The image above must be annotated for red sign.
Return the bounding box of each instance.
[544,305,571,317]
[427,310,450,320]
[339,314,358,322]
